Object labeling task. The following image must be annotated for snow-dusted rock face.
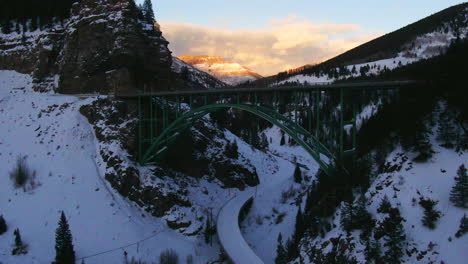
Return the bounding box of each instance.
[0,0,172,94]
[178,55,262,86]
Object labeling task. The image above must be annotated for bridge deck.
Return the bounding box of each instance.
[117,80,421,98]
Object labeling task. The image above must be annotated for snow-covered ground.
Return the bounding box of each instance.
[0,70,309,264]
[0,70,198,263]
[239,126,320,264]
[300,125,468,264]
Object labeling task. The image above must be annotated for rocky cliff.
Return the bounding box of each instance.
[0,0,172,94]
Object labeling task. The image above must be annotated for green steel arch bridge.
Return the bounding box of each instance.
[118,80,420,176]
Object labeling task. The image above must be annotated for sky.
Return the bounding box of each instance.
[138,0,466,76]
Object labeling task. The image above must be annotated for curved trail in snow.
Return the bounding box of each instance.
[216,189,264,264]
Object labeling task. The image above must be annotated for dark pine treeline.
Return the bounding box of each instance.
[0,0,78,33]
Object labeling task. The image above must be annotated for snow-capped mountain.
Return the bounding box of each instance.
[171,56,227,90]
[178,55,263,86]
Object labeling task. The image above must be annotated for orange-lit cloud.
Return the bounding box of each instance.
[160,16,381,76]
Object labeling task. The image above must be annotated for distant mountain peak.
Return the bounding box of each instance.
[178,55,262,86]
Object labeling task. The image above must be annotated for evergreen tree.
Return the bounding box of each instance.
[377,195,392,214]
[455,214,467,238]
[1,20,13,34]
[306,214,320,239]
[413,120,433,162]
[382,209,406,264]
[340,201,353,232]
[293,164,302,183]
[419,198,441,229]
[287,206,305,260]
[280,133,285,146]
[285,238,295,261]
[180,66,189,80]
[225,140,239,159]
[365,238,381,264]
[275,233,287,264]
[353,195,374,233]
[12,228,27,255]
[142,0,155,23]
[0,215,6,235]
[54,211,75,264]
[437,110,456,148]
[30,17,38,31]
[204,217,211,244]
[294,207,305,242]
[341,196,373,232]
[450,164,468,208]
[259,133,269,151]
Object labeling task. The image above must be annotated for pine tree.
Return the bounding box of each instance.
[204,217,211,244]
[259,133,269,151]
[31,17,38,31]
[180,66,189,80]
[11,228,27,255]
[280,133,285,146]
[294,207,305,242]
[382,209,406,264]
[54,211,75,264]
[437,110,456,148]
[288,206,304,260]
[340,201,353,232]
[450,164,468,208]
[142,0,155,23]
[123,251,129,264]
[275,233,287,264]
[455,214,467,238]
[413,120,433,162]
[353,195,373,232]
[293,164,302,183]
[365,238,381,264]
[225,140,239,159]
[285,238,296,261]
[419,198,441,229]
[0,215,7,235]
[377,195,392,214]
[1,20,13,34]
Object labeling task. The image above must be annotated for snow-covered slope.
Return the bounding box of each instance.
[0,70,309,263]
[178,56,262,86]
[0,70,198,263]
[276,5,468,86]
[296,114,467,264]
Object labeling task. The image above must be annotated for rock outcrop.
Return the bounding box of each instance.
[0,0,172,94]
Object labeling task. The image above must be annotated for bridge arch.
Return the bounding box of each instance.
[141,103,337,175]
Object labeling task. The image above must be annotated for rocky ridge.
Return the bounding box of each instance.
[0,0,172,94]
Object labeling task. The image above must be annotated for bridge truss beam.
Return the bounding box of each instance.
[133,84,400,177]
